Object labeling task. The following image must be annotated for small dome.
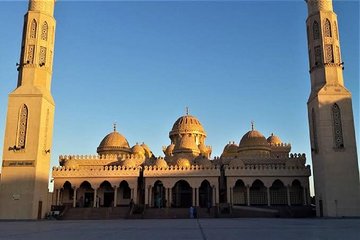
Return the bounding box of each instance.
[132,144,145,155]
[223,142,238,154]
[267,133,282,145]
[164,144,175,156]
[155,158,168,168]
[140,143,152,158]
[176,158,191,168]
[97,129,131,155]
[170,115,206,137]
[122,158,136,168]
[239,130,268,147]
[63,159,79,169]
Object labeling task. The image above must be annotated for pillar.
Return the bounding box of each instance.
[72,187,77,208]
[227,186,231,205]
[212,186,216,205]
[56,189,61,205]
[192,188,196,206]
[113,186,118,207]
[149,186,153,207]
[303,187,307,205]
[164,188,169,207]
[247,185,250,206]
[267,187,271,206]
[93,188,97,208]
[287,185,291,206]
[130,188,134,201]
[168,188,172,207]
[215,185,219,205]
[145,186,149,207]
[196,188,199,207]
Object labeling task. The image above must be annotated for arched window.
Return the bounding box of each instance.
[324,19,332,37]
[325,44,334,63]
[313,21,319,40]
[41,21,48,41]
[332,104,344,149]
[30,19,37,38]
[17,104,28,149]
[311,108,318,153]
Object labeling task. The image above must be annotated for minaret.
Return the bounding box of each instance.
[0,0,56,219]
[305,0,360,217]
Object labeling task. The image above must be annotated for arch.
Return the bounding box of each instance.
[290,179,304,205]
[17,104,28,149]
[153,180,165,208]
[324,18,332,37]
[30,19,37,38]
[118,180,131,206]
[199,180,212,208]
[61,181,74,205]
[172,180,192,208]
[270,179,287,205]
[250,179,267,205]
[313,20,319,40]
[233,179,247,205]
[79,181,94,208]
[332,103,344,149]
[99,181,114,207]
[41,21,48,41]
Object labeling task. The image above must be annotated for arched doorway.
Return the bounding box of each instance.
[290,180,304,205]
[270,179,287,205]
[172,180,192,208]
[99,181,114,207]
[79,181,94,208]
[118,180,131,206]
[62,181,74,205]
[199,180,212,208]
[233,180,247,205]
[153,180,165,208]
[250,180,267,205]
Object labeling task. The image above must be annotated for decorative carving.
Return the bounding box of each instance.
[314,46,322,65]
[39,46,46,66]
[332,104,344,149]
[311,108,318,153]
[41,21,48,41]
[17,105,28,149]
[30,19,37,38]
[325,44,334,63]
[27,45,35,64]
[313,21,319,40]
[324,19,332,37]
[334,21,338,39]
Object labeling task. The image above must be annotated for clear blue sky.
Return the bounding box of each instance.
[0,1,359,195]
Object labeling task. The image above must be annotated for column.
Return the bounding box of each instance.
[72,187,77,208]
[227,187,231,205]
[145,186,149,207]
[93,188,97,208]
[303,188,307,205]
[267,187,271,206]
[130,188,134,201]
[164,188,169,208]
[230,187,233,205]
[149,186,153,207]
[246,185,250,206]
[113,186,118,207]
[196,188,199,207]
[168,188,172,207]
[56,189,61,205]
[192,188,196,206]
[287,185,291,206]
[212,186,216,205]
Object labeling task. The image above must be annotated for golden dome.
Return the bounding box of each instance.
[155,158,168,168]
[239,130,268,147]
[97,128,131,155]
[176,158,191,168]
[122,158,136,168]
[132,144,145,155]
[267,133,282,145]
[170,115,206,137]
[173,134,199,154]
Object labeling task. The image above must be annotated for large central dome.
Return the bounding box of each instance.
[169,115,206,137]
[97,128,131,155]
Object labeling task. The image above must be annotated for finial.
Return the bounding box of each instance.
[185,106,189,115]
[113,122,117,132]
[251,121,254,131]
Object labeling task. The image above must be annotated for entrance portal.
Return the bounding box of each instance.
[172,180,192,208]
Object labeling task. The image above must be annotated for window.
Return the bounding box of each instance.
[313,21,320,40]
[17,104,28,149]
[41,21,48,41]
[332,104,344,149]
[324,19,332,37]
[30,19,37,38]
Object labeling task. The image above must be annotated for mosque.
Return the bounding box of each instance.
[0,0,359,219]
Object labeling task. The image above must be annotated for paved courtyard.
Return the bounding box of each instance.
[0,218,359,240]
